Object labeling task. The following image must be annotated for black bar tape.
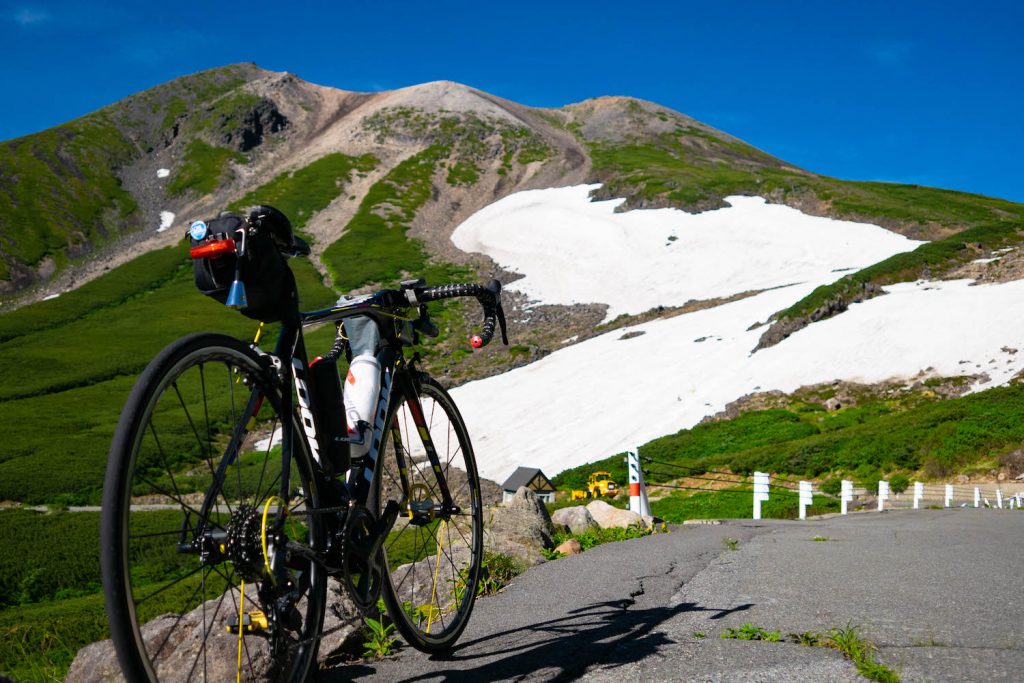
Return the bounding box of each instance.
[417,283,495,304]
[417,282,502,347]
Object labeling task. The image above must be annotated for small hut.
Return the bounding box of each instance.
[500,467,557,504]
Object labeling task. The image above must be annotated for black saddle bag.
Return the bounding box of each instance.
[190,213,298,323]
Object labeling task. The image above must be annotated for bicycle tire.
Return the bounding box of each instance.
[101,333,326,682]
[373,373,484,653]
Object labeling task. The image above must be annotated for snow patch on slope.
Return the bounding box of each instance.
[452,185,923,320]
[448,185,1024,483]
[158,211,175,232]
[455,279,1024,484]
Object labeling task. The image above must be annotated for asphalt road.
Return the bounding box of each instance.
[326,509,1024,682]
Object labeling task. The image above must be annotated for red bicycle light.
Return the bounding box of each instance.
[189,238,236,259]
[470,335,484,349]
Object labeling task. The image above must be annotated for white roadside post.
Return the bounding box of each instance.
[626,450,652,517]
[974,487,980,508]
[944,484,953,508]
[840,480,853,515]
[997,489,1003,509]
[878,480,890,511]
[798,481,813,520]
[913,482,923,509]
[753,471,770,520]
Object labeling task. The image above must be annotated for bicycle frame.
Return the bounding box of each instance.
[192,292,456,579]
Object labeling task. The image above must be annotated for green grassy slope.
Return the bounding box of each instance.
[0,64,266,287]
[0,114,139,281]
[0,242,336,505]
[570,98,1024,239]
[0,508,236,681]
[228,152,378,237]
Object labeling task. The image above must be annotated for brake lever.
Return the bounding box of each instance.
[496,301,509,345]
[413,304,439,338]
[480,278,509,345]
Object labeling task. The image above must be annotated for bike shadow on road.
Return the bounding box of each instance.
[328,598,753,681]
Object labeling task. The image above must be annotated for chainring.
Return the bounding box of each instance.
[339,505,384,612]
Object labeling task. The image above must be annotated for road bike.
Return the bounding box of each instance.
[101,206,508,681]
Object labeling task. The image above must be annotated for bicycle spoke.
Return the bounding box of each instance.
[134,562,207,607]
[146,423,189,507]
[148,564,215,662]
[128,528,188,541]
[134,473,218,528]
[174,376,234,520]
[253,419,277,507]
[199,363,238,521]
[228,365,245,507]
[376,379,482,650]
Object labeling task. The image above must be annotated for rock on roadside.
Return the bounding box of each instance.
[586,500,642,529]
[551,505,599,534]
[484,486,556,566]
[67,580,363,681]
[554,538,583,556]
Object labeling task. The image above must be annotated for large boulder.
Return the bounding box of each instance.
[67,579,363,681]
[551,505,599,534]
[484,486,556,566]
[65,637,122,682]
[586,500,643,529]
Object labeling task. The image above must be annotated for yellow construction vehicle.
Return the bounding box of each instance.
[570,471,618,500]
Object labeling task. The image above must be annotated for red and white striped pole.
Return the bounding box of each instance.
[627,450,651,517]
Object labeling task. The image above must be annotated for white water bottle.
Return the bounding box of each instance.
[343,353,380,459]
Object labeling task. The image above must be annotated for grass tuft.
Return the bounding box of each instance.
[826,623,900,683]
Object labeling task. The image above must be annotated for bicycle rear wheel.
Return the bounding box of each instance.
[373,373,484,653]
[101,333,326,682]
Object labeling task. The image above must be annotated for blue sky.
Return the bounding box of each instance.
[2,0,1022,202]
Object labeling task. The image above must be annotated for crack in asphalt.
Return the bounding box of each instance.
[627,559,680,605]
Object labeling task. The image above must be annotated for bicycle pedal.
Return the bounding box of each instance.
[225,610,269,634]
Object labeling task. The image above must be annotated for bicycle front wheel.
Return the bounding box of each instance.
[101,333,326,682]
[373,373,484,653]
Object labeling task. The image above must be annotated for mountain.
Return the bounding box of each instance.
[2,63,1024,505]
[5,63,1022,305]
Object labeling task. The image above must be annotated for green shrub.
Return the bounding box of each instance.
[362,600,399,659]
[0,592,109,681]
[854,464,882,492]
[480,552,524,594]
[889,474,910,495]
[552,523,653,553]
[820,477,843,496]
